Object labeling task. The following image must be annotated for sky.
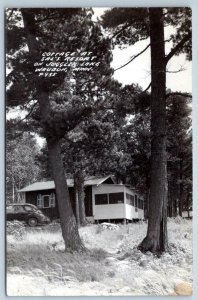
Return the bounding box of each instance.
[93,8,192,93]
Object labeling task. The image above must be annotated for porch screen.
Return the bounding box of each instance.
[138,199,144,209]
[109,193,124,204]
[95,194,108,205]
[135,195,138,207]
[126,193,135,206]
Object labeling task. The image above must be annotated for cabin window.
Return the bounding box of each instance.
[37,193,56,208]
[126,193,130,205]
[109,193,124,204]
[135,195,138,208]
[130,195,135,206]
[126,193,135,206]
[138,199,144,210]
[95,194,108,205]
[95,192,125,205]
[43,195,50,208]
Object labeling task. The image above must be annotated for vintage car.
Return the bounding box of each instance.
[6,203,50,226]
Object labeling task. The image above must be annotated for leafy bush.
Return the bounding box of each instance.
[7,221,26,240]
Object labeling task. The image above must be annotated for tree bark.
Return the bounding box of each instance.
[21,9,84,251]
[74,170,86,226]
[138,8,168,254]
[179,157,184,217]
[171,163,179,217]
[145,190,150,220]
[186,188,190,218]
[167,180,172,217]
[78,171,86,225]
[74,175,80,227]
[48,140,83,250]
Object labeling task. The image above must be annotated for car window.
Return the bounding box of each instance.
[6,206,14,213]
[24,205,36,212]
[13,206,25,213]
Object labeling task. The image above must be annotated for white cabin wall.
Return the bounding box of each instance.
[94,204,126,220]
[124,186,141,219]
[125,204,132,219]
[124,186,133,220]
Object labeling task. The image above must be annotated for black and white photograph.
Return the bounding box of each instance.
[5,7,192,296]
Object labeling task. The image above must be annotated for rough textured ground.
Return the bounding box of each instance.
[6,217,193,296]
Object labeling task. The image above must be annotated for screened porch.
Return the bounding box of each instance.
[92,184,144,221]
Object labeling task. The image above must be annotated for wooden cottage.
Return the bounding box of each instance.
[18,176,144,222]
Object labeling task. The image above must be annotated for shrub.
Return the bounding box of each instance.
[7,221,26,240]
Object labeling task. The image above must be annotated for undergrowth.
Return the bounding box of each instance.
[7,219,192,296]
[7,228,109,284]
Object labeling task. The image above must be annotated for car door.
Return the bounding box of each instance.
[12,205,27,221]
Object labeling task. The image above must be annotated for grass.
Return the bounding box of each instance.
[6,219,193,296]
[7,225,109,284]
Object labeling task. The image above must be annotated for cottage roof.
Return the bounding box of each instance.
[18,175,115,192]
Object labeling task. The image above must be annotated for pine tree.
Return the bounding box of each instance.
[167,94,192,217]
[102,7,192,253]
[6,8,115,250]
[6,121,41,203]
[6,8,94,251]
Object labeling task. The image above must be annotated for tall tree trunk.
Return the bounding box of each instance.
[48,140,83,250]
[77,171,86,225]
[74,174,80,227]
[179,157,184,216]
[172,164,179,217]
[74,170,86,225]
[21,9,83,251]
[138,8,168,254]
[186,188,190,218]
[167,180,172,217]
[145,190,150,220]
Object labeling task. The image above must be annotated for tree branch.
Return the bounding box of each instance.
[142,82,151,93]
[166,65,186,73]
[114,43,150,72]
[165,33,191,65]
[110,24,131,40]
[166,92,192,98]
[18,101,38,123]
